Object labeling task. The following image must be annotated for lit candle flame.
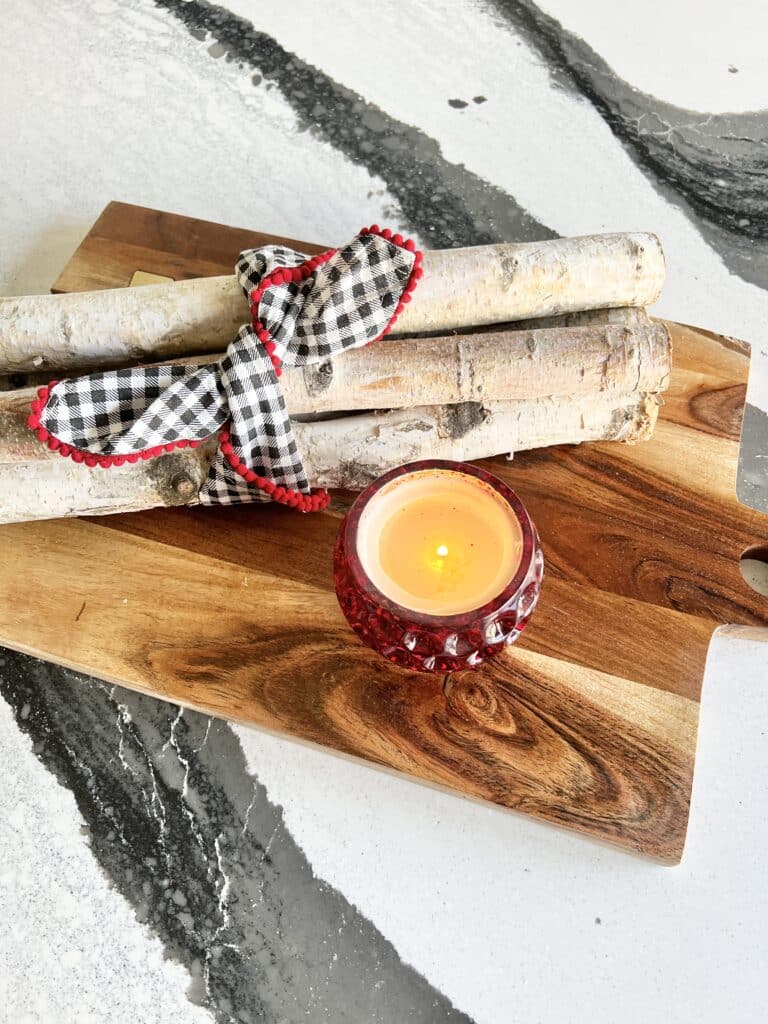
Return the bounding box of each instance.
[436,544,449,558]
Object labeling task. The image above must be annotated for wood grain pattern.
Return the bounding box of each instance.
[52,202,326,292]
[3,202,766,863]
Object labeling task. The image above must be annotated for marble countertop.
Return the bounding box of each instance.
[1,2,767,1022]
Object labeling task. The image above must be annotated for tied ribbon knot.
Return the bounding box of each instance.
[28,227,423,511]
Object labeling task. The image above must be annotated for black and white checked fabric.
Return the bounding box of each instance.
[38,232,416,505]
[41,364,226,454]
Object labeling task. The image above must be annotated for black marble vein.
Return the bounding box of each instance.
[152,0,766,520]
[152,0,554,250]
[0,652,473,1024]
[487,0,768,289]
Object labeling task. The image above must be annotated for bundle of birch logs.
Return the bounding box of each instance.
[0,233,670,524]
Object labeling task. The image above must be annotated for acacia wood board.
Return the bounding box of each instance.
[4,201,767,863]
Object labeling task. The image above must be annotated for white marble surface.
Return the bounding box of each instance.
[537,0,768,111]
[1,1,767,1022]
[0,691,211,1024]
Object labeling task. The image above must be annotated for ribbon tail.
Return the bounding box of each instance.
[34,364,226,464]
[199,326,311,506]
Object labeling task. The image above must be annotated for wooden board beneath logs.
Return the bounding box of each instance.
[3,201,767,863]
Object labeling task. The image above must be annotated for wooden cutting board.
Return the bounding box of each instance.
[3,202,767,863]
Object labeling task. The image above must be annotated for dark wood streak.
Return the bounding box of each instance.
[144,624,692,859]
[469,664,689,839]
[688,383,748,438]
[489,465,767,627]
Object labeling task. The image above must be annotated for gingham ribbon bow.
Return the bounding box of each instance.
[29,227,422,511]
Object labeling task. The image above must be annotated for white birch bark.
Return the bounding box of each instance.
[0,233,665,373]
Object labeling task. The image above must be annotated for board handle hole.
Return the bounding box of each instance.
[740,544,768,598]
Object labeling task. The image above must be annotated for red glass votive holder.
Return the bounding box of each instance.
[333,460,544,673]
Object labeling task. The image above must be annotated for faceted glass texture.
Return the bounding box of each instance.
[333,460,544,674]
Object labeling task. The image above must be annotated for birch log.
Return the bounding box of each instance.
[0,389,658,524]
[0,233,665,373]
[0,317,672,415]
[283,319,670,414]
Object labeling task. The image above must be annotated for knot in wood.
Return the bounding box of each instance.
[302,360,334,396]
[171,473,197,498]
[445,676,518,736]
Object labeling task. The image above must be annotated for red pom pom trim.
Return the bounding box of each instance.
[28,226,422,515]
[248,249,336,375]
[217,424,331,513]
[248,226,422,375]
[27,381,207,468]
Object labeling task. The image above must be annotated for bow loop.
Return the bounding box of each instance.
[241,233,415,367]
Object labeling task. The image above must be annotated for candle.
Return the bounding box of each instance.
[356,468,523,616]
[334,460,543,673]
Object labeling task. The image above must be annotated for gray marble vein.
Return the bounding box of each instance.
[2,5,560,1016]
[482,0,767,528]
[486,0,768,290]
[0,652,473,1024]
[152,0,554,250]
